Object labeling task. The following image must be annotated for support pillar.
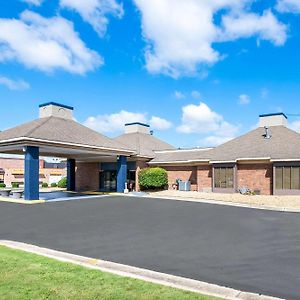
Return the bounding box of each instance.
[24,146,40,200]
[117,156,127,193]
[67,159,76,191]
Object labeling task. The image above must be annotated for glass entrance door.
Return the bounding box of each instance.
[100,171,117,192]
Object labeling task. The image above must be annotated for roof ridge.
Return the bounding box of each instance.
[59,118,129,150]
[26,117,52,137]
[136,133,141,155]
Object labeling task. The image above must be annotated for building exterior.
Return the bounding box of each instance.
[0,102,299,199]
[75,122,174,192]
[0,157,66,187]
[150,113,300,195]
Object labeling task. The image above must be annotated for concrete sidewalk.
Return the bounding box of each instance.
[148,190,300,212]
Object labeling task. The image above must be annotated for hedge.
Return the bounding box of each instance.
[58,177,67,188]
[42,182,48,188]
[0,183,6,188]
[51,183,58,188]
[138,167,168,190]
[12,183,19,188]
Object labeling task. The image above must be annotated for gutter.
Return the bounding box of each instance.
[0,137,134,156]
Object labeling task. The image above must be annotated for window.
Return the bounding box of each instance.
[214,167,234,189]
[276,166,300,190]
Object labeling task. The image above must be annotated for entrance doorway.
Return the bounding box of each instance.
[100,171,117,192]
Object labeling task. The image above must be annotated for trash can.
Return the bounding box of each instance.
[178,180,191,191]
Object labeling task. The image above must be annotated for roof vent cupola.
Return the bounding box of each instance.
[124,122,150,134]
[39,102,74,120]
[259,113,287,127]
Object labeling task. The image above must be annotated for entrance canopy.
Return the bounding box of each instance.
[0,112,133,159]
[0,102,134,199]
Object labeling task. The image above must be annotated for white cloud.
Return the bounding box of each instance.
[0,10,102,74]
[174,90,186,99]
[289,120,300,132]
[84,110,147,133]
[238,94,250,105]
[220,10,287,46]
[177,102,238,135]
[150,116,172,130]
[0,76,30,90]
[84,110,172,134]
[60,0,124,37]
[276,0,300,13]
[191,90,201,99]
[177,102,239,146]
[133,0,287,77]
[21,0,43,6]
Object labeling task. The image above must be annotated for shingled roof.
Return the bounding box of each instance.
[149,148,213,164]
[210,125,300,162]
[0,116,132,154]
[114,132,174,158]
[150,126,300,165]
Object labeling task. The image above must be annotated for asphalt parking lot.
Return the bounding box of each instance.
[1,195,300,299]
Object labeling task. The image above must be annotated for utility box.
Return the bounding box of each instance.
[178,181,191,191]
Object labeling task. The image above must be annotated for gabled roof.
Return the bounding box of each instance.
[150,148,213,164]
[114,132,174,158]
[210,126,300,162]
[0,117,132,154]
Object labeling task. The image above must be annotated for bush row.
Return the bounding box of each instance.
[0,178,67,189]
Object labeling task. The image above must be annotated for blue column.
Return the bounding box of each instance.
[117,156,127,193]
[67,159,76,191]
[24,146,40,200]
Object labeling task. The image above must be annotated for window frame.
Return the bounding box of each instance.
[212,163,236,193]
[273,162,300,195]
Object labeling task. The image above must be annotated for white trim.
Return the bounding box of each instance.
[236,157,270,161]
[149,159,209,165]
[0,137,134,155]
[271,159,300,162]
[155,148,213,154]
[210,160,236,164]
[211,158,271,164]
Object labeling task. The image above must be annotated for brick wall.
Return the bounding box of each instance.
[197,165,212,192]
[237,163,273,195]
[76,162,99,191]
[135,160,148,191]
[0,158,44,169]
[163,166,198,191]
[0,158,62,187]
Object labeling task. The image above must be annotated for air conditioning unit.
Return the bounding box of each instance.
[178,181,191,191]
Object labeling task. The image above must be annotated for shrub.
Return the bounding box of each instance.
[12,183,19,188]
[42,182,48,188]
[51,182,58,188]
[58,177,67,188]
[138,167,168,191]
[0,183,6,188]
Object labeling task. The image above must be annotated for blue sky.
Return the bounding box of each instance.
[1,0,300,148]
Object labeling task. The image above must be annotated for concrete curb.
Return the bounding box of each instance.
[0,197,45,205]
[0,240,282,300]
[44,194,109,203]
[146,195,300,213]
[0,194,110,205]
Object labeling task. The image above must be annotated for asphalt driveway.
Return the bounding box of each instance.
[1,196,300,299]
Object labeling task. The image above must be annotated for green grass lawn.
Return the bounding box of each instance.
[0,246,222,300]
